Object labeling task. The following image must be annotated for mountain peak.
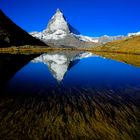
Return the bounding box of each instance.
[44,9,70,35]
[54,8,63,17]
[56,8,61,13]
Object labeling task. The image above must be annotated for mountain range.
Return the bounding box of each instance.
[30,9,130,48]
[0,9,140,48]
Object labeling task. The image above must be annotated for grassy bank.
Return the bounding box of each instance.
[92,35,140,54]
[0,46,77,54]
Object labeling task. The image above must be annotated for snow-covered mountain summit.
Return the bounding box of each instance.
[31,9,81,41]
[30,9,100,47]
[30,9,126,47]
[44,8,71,34]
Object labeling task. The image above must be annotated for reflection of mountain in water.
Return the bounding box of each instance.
[32,51,93,81]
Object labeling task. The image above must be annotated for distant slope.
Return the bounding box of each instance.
[0,10,47,47]
[93,35,140,54]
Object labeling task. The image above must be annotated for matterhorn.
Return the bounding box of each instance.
[30,9,125,47]
[32,51,93,81]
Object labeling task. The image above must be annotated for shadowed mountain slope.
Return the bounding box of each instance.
[0,10,47,47]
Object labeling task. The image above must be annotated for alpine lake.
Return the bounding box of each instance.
[0,48,140,140]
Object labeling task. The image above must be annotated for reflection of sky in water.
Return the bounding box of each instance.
[7,63,57,93]
[63,57,140,88]
[7,54,140,93]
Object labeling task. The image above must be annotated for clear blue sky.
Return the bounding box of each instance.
[0,0,140,36]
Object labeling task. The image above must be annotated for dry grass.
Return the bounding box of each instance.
[0,46,75,54]
[92,35,140,54]
[0,45,97,55]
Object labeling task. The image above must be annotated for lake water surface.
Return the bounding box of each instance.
[1,51,140,140]
[4,51,140,94]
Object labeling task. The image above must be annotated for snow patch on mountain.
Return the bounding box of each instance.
[73,34,99,43]
[128,31,140,37]
[30,32,42,39]
[43,30,67,40]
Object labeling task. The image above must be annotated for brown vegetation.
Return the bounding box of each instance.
[0,46,76,54]
[92,35,140,54]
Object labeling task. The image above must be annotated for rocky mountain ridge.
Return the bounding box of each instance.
[30,9,127,48]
